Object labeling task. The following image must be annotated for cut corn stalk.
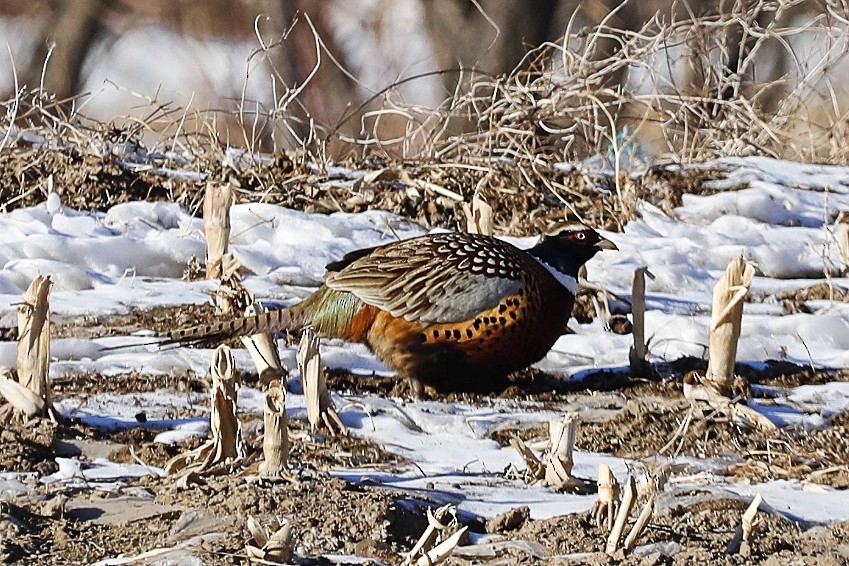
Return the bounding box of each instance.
[512,415,584,490]
[6,275,55,419]
[403,504,465,566]
[726,493,764,554]
[742,494,764,542]
[591,463,619,531]
[208,345,244,463]
[605,475,637,555]
[203,179,234,280]
[637,464,670,499]
[16,275,53,409]
[683,256,765,426]
[544,415,580,490]
[623,495,655,551]
[165,345,245,476]
[629,267,654,377]
[241,302,286,387]
[258,380,288,475]
[705,255,755,397]
[415,527,467,566]
[299,329,346,435]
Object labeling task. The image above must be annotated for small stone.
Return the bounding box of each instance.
[486,505,530,533]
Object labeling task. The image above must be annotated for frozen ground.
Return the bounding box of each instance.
[1,156,849,563]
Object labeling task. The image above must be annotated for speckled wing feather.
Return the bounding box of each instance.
[324,232,527,324]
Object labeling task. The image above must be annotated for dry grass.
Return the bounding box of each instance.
[322,1,849,226]
[2,2,849,232]
[348,0,849,164]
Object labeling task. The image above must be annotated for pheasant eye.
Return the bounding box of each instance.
[575,232,586,240]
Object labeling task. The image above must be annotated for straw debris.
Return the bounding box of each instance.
[246,515,294,563]
[403,504,467,566]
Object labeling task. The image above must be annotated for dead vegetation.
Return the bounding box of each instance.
[3,2,849,235]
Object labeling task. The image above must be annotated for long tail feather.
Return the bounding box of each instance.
[165,307,306,347]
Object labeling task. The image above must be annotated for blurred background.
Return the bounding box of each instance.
[0,0,846,160]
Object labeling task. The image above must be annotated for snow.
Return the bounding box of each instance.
[2,156,849,526]
[42,457,161,488]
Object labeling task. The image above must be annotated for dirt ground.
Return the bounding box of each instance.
[0,147,848,564]
[2,320,849,564]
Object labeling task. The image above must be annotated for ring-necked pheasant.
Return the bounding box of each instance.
[167,224,617,393]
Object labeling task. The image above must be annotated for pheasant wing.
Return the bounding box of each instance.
[325,233,524,324]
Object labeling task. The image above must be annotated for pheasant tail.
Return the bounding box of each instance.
[166,306,306,346]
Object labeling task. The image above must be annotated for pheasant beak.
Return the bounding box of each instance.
[594,236,618,251]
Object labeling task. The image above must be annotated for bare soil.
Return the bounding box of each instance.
[2,338,848,564]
